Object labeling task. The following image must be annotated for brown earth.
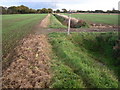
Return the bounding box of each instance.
[2,15,52,88]
[2,34,52,88]
[39,14,50,28]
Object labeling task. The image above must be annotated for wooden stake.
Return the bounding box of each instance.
[68,14,71,35]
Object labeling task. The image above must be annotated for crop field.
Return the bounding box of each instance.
[2,14,47,57]
[2,13,119,88]
[64,13,118,25]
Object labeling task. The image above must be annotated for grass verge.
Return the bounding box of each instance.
[48,32,118,88]
[49,15,67,29]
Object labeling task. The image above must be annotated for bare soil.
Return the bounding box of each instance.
[2,34,52,88]
[39,14,50,28]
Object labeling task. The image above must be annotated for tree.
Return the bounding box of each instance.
[29,9,36,13]
[40,8,48,13]
[7,6,18,14]
[37,9,41,13]
[17,5,30,14]
[56,9,60,13]
[95,10,104,13]
[62,9,67,13]
[0,6,7,14]
[112,8,118,13]
[48,8,53,13]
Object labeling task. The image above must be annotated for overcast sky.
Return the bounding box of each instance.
[0,0,119,11]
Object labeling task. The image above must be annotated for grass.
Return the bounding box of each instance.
[2,14,47,57]
[49,15,67,28]
[50,56,85,88]
[49,32,118,88]
[64,13,118,25]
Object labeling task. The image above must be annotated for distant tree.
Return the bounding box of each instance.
[78,10,86,13]
[29,9,36,13]
[17,5,30,14]
[95,10,104,13]
[56,9,60,13]
[48,8,53,13]
[112,8,119,13]
[37,9,41,13]
[0,6,7,14]
[76,10,80,13]
[106,10,111,13]
[40,8,48,13]
[7,6,18,14]
[62,9,67,13]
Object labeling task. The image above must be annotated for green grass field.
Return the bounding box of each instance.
[64,13,118,25]
[49,32,119,88]
[2,14,47,57]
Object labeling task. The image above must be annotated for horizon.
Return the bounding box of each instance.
[0,0,119,11]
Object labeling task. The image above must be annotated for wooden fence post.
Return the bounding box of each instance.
[68,14,71,35]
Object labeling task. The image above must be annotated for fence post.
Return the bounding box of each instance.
[68,14,71,35]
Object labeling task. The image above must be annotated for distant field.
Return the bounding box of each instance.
[64,13,118,25]
[49,32,119,88]
[2,14,46,57]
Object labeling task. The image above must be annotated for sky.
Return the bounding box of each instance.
[0,0,119,11]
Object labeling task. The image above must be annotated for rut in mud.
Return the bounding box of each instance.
[2,34,52,88]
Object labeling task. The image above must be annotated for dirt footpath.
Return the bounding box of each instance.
[39,14,50,28]
[2,34,52,88]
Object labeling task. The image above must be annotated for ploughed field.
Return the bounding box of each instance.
[2,14,119,88]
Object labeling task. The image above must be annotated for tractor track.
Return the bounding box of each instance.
[2,15,52,88]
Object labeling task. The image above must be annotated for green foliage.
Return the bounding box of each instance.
[48,8,53,13]
[62,9,67,13]
[7,5,30,14]
[49,32,118,88]
[56,9,61,13]
[1,5,53,14]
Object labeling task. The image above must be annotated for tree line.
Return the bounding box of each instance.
[0,5,53,14]
[76,9,119,13]
[0,5,119,14]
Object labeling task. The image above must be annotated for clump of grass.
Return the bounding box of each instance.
[49,32,118,88]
